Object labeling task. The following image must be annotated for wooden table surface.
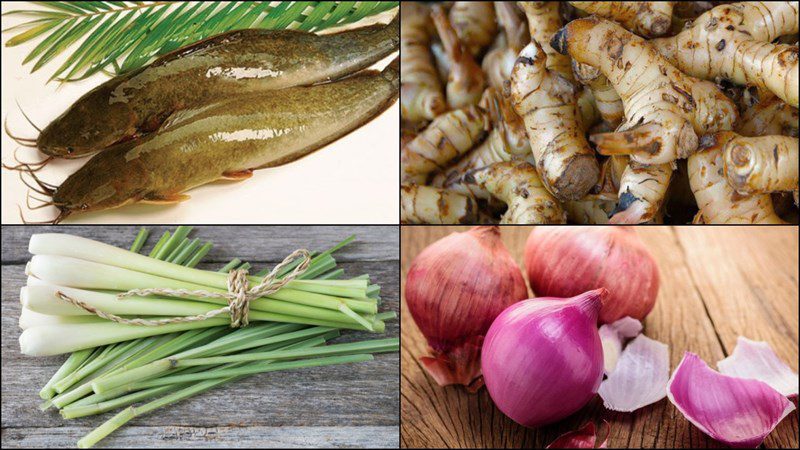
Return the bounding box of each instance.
[400,226,799,449]
[2,226,399,448]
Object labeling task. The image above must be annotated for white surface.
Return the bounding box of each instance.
[1,3,399,224]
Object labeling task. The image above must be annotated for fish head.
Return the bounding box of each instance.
[37,93,137,158]
[52,150,150,214]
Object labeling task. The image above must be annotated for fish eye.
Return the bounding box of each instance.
[66,147,75,154]
[80,204,89,210]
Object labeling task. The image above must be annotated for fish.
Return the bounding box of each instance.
[36,16,398,158]
[34,59,398,223]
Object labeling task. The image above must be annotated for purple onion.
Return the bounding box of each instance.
[481,289,606,427]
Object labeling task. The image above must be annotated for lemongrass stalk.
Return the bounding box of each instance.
[65,368,205,412]
[66,384,187,421]
[49,335,178,406]
[271,235,354,279]
[22,284,220,317]
[107,327,225,374]
[294,255,336,280]
[129,229,149,253]
[237,261,251,271]
[42,228,152,399]
[147,231,170,257]
[184,242,212,268]
[263,234,354,278]
[20,304,384,356]
[29,234,368,300]
[49,328,227,410]
[367,284,381,298]
[138,353,374,388]
[27,255,376,315]
[169,238,197,263]
[74,337,350,449]
[93,337,396,395]
[154,226,192,260]
[39,349,93,400]
[218,258,241,273]
[23,281,381,333]
[266,251,319,278]
[24,276,376,327]
[165,239,190,263]
[72,331,340,410]
[177,338,399,367]
[337,303,374,331]
[53,336,161,394]
[53,344,130,394]
[317,269,345,280]
[170,239,200,265]
[44,228,212,407]
[22,283,370,326]
[19,308,106,329]
[20,319,230,357]
[92,325,330,393]
[77,353,373,449]
[63,333,335,418]
[290,278,370,298]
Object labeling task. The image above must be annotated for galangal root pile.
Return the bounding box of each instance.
[400,1,799,224]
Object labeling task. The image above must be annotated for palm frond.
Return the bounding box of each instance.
[2,1,399,82]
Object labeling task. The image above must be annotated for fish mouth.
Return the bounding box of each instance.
[38,145,77,157]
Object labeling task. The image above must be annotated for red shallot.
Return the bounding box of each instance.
[406,226,528,391]
[481,289,607,427]
[524,227,660,324]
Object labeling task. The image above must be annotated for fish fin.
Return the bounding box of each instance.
[220,169,253,181]
[140,193,191,204]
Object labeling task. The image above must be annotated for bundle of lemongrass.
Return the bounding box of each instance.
[19,227,397,448]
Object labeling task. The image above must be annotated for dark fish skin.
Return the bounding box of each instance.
[38,16,398,157]
[52,59,399,216]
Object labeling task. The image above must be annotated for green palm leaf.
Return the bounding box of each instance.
[2,1,398,82]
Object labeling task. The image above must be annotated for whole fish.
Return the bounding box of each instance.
[37,16,398,158]
[43,59,398,222]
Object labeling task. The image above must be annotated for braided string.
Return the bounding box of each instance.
[56,249,311,328]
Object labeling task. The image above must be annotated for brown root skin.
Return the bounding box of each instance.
[401,106,487,185]
[518,1,573,79]
[651,1,799,107]
[482,2,529,91]
[564,194,617,224]
[435,88,530,185]
[689,132,786,224]
[460,161,567,224]
[507,41,600,201]
[431,5,486,109]
[569,1,675,37]
[552,17,738,165]
[401,3,446,123]
[609,163,673,224]
[736,95,799,137]
[448,2,498,57]
[572,61,623,128]
[723,134,799,195]
[400,184,478,224]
